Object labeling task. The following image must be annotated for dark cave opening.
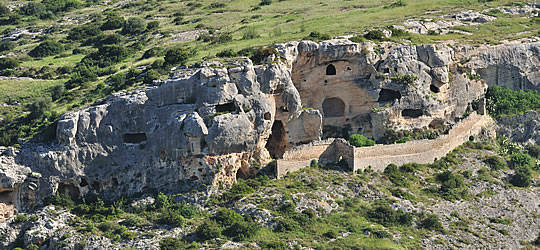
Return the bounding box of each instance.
[123,133,147,144]
[402,109,424,118]
[266,120,287,159]
[377,89,402,103]
[430,84,440,93]
[326,64,337,75]
[215,102,237,113]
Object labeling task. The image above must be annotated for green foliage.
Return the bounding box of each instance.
[164,47,196,66]
[68,24,102,41]
[29,40,63,58]
[383,163,420,188]
[418,213,444,232]
[195,220,222,241]
[222,180,254,203]
[527,144,540,159]
[0,41,16,52]
[259,0,272,6]
[142,47,165,59]
[216,49,238,58]
[429,170,469,201]
[14,213,28,223]
[510,166,532,187]
[0,2,9,16]
[122,17,147,35]
[101,15,124,30]
[20,2,46,17]
[42,0,82,13]
[304,31,331,41]
[27,97,52,120]
[510,152,532,169]
[242,27,260,40]
[159,237,187,250]
[486,85,540,118]
[212,208,243,226]
[222,220,260,241]
[237,47,278,65]
[391,74,418,85]
[349,134,375,147]
[366,202,413,227]
[380,127,442,144]
[0,58,19,69]
[364,30,386,41]
[483,155,507,170]
[147,20,159,31]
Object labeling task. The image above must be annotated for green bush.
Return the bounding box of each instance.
[364,30,386,41]
[510,166,532,187]
[366,203,412,227]
[29,40,63,58]
[259,0,272,6]
[483,155,507,170]
[304,31,331,41]
[94,34,124,47]
[68,24,102,41]
[222,181,254,203]
[486,85,540,118]
[142,47,164,59]
[28,97,52,120]
[122,17,147,35]
[274,217,298,232]
[349,134,375,147]
[223,221,260,241]
[0,2,9,16]
[418,214,444,232]
[216,49,238,58]
[237,47,277,64]
[391,74,418,85]
[20,2,46,17]
[147,20,159,31]
[527,144,540,158]
[0,58,19,69]
[510,152,532,169]
[101,15,125,30]
[159,237,186,250]
[195,220,222,241]
[143,69,160,84]
[0,41,16,52]
[42,0,82,13]
[14,213,28,223]
[164,47,195,66]
[212,208,243,226]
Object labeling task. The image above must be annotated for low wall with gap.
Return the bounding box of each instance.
[275,112,493,178]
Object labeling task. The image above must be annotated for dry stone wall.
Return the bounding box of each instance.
[276,112,493,177]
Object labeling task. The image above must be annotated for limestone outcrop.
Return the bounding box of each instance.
[0,39,539,218]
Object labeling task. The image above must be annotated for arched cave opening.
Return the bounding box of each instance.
[377,89,402,103]
[402,109,424,118]
[123,133,147,144]
[430,84,440,93]
[58,183,80,200]
[322,97,346,117]
[265,120,287,159]
[0,190,15,206]
[326,64,337,75]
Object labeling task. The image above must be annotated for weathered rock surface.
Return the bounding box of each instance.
[496,111,540,145]
[0,39,539,222]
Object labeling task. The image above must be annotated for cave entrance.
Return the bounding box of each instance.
[123,133,147,144]
[58,183,80,200]
[215,102,236,113]
[402,109,423,118]
[0,190,15,206]
[266,120,287,159]
[377,89,402,103]
[326,64,337,75]
[322,97,345,117]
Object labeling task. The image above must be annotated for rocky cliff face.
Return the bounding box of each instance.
[0,39,539,217]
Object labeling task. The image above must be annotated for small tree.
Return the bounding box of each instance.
[28,97,52,120]
[100,15,124,30]
[195,220,222,241]
[0,58,19,69]
[122,17,146,35]
[29,40,63,58]
[510,166,532,187]
[164,47,194,66]
[349,134,375,147]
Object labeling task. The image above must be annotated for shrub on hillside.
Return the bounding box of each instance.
[212,208,243,226]
[29,40,63,58]
[391,74,418,85]
[122,17,147,35]
[364,30,386,41]
[28,97,52,120]
[510,166,532,187]
[0,58,19,69]
[147,20,159,31]
[42,0,82,13]
[0,2,9,16]
[486,85,540,118]
[510,152,532,169]
[304,31,331,41]
[0,41,16,52]
[418,213,444,232]
[216,49,238,58]
[223,221,260,241]
[101,15,124,30]
[222,181,254,203]
[68,24,102,41]
[164,47,195,66]
[366,202,413,227]
[527,144,540,158]
[483,155,507,170]
[20,2,46,17]
[237,47,277,64]
[349,134,375,147]
[159,237,187,250]
[195,220,222,241]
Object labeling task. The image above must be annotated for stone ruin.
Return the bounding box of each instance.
[0,39,539,220]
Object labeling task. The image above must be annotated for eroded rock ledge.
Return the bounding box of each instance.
[0,39,539,217]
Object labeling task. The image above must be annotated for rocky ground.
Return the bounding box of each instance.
[1,138,538,249]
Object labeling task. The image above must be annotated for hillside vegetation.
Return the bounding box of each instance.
[0,0,539,145]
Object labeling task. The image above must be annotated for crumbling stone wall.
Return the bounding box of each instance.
[276,112,493,178]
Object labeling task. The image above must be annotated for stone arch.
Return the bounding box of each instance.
[326,64,336,75]
[322,97,345,117]
[266,120,287,159]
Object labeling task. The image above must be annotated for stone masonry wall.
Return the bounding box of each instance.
[276,112,493,178]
